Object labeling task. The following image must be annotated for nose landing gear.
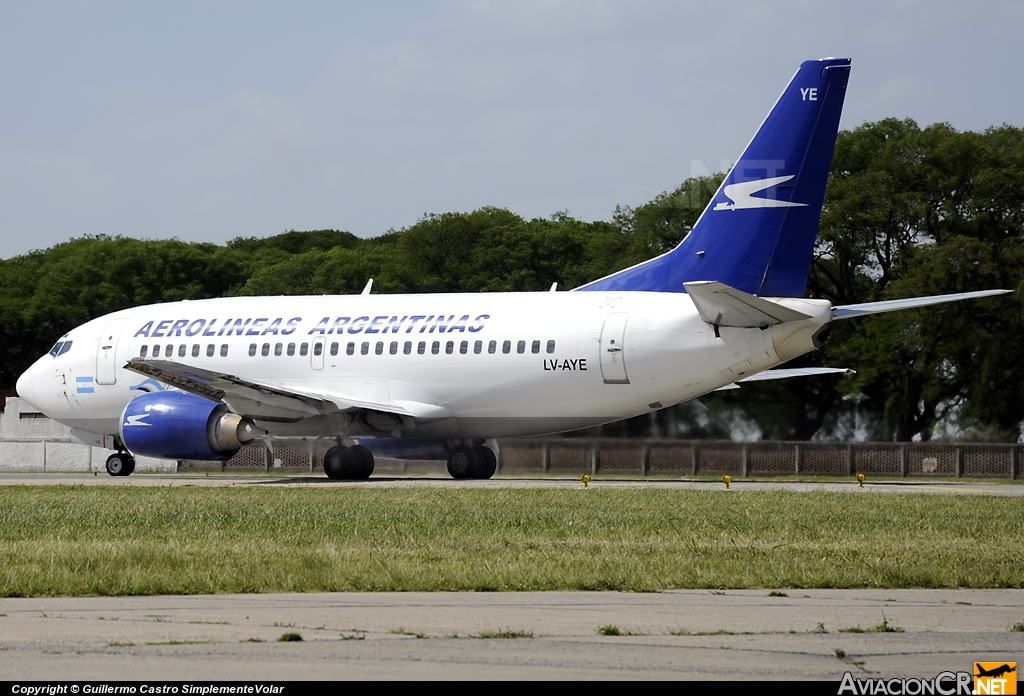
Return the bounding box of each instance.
[105,451,136,477]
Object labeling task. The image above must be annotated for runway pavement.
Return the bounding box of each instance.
[1,590,1022,680]
[1,471,1023,495]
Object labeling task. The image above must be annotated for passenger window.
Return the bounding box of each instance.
[473,340,482,354]
[532,340,540,354]
[248,344,257,357]
[206,344,214,357]
[517,340,526,354]
[166,344,173,357]
[375,341,384,355]
[220,344,228,357]
[502,340,511,354]
[403,341,412,355]
[431,341,440,355]
[274,343,283,356]
[417,341,426,355]
[460,341,468,355]
[262,343,270,357]
[152,345,161,358]
[178,345,187,358]
[140,345,148,358]
[390,341,398,355]
[346,342,354,355]
[287,343,295,356]
[300,343,309,356]
[313,342,322,356]
[445,341,454,355]
[361,342,369,355]
[330,342,338,356]
[488,340,496,354]
[192,344,200,358]
[546,340,555,354]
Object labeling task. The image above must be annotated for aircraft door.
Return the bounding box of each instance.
[96,318,129,385]
[311,336,326,371]
[599,313,630,384]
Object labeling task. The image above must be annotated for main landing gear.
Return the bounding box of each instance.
[323,444,374,480]
[105,451,136,477]
[447,445,497,480]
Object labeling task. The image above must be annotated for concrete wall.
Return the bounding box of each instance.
[0,397,175,473]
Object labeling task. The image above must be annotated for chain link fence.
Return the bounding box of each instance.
[181,439,1021,479]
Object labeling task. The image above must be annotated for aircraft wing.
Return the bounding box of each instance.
[124,359,450,423]
[832,289,1012,319]
[714,367,854,390]
[684,281,812,328]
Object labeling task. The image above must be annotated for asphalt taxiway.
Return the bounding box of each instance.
[2,590,1022,680]
[1,471,1022,495]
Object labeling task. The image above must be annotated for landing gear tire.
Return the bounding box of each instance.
[323,445,362,480]
[447,445,481,480]
[351,444,375,480]
[474,446,497,480]
[106,452,135,477]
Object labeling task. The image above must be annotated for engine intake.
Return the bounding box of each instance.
[120,391,260,460]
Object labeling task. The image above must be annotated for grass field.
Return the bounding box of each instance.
[1,486,1022,596]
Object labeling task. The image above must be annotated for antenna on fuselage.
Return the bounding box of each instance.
[549,282,558,292]
[361,279,373,295]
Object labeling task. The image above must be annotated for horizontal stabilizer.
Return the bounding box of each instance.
[714,366,855,390]
[740,367,855,381]
[685,281,811,328]
[832,289,1012,319]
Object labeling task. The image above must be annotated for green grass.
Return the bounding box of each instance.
[1,486,1023,596]
[477,629,534,639]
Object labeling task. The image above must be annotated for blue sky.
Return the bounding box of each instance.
[1,0,1021,257]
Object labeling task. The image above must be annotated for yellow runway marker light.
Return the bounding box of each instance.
[581,474,591,489]
[722,475,731,489]
[857,473,865,487]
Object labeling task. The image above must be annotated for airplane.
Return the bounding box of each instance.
[975,664,1016,679]
[14,57,1011,479]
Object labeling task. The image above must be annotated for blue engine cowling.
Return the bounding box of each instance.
[119,392,260,460]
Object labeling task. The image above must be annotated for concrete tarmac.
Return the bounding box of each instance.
[2,590,1023,680]
[1,471,1023,495]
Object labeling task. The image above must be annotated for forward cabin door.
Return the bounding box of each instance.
[599,313,630,384]
[96,318,129,385]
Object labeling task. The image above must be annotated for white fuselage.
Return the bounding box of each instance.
[15,291,833,447]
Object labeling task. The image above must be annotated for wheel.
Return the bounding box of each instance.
[323,445,361,480]
[105,452,132,477]
[474,446,496,480]
[351,444,375,480]
[447,445,480,479]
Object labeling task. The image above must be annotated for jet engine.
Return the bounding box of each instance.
[119,391,261,460]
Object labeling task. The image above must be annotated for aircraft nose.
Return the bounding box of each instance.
[16,364,40,410]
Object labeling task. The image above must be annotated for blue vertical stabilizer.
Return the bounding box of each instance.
[578,58,851,297]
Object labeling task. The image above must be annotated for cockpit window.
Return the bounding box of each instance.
[49,341,73,358]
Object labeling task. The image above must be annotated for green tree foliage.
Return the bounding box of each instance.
[2,120,1022,442]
